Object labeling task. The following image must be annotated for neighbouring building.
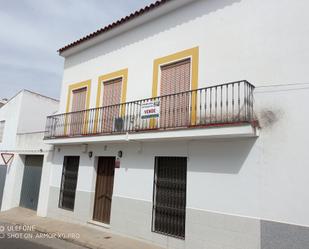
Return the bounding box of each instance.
[0,99,8,108]
[43,0,309,248]
[0,90,58,217]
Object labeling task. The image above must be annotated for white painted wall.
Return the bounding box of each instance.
[37,150,54,217]
[17,91,58,134]
[0,90,58,153]
[50,78,309,227]
[1,154,25,210]
[0,93,22,151]
[58,0,309,113]
[16,132,53,152]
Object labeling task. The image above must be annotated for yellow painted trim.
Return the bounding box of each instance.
[94,69,128,132]
[66,80,92,113]
[151,47,199,126]
[64,80,92,135]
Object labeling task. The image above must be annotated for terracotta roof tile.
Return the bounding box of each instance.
[58,0,171,54]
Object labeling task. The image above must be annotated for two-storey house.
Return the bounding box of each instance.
[43,0,309,248]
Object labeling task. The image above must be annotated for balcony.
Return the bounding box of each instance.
[44,80,257,143]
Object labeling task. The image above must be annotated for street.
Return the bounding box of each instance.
[0,221,87,249]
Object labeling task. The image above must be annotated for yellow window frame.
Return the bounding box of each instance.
[151,47,199,126]
[64,80,91,135]
[94,68,128,133]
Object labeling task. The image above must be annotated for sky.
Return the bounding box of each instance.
[0,0,154,100]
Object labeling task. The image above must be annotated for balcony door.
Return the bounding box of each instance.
[70,87,87,135]
[160,59,191,128]
[101,78,122,133]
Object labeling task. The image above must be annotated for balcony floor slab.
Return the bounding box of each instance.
[44,124,258,145]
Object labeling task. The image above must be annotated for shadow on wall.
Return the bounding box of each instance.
[188,137,257,174]
[120,137,256,174]
[64,0,242,68]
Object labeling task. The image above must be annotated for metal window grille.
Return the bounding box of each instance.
[59,156,80,211]
[152,157,187,239]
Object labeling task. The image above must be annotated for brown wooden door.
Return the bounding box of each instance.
[160,59,191,128]
[93,157,115,224]
[101,78,122,133]
[70,87,87,135]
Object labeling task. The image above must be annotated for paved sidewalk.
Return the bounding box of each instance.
[0,207,163,249]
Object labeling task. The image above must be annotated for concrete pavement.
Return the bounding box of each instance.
[0,221,87,249]
[0,207,163,249]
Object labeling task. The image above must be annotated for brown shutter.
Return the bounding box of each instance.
[101,78,122,133]
[70,87,87,135]
[160,59,191,128]
[72,87,87,112]
[102,78,122,107]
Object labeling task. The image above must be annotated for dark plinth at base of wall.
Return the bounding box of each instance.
[261,220,309,249]
[46,192,309,249]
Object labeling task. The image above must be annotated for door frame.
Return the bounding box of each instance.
[92,156,116,225]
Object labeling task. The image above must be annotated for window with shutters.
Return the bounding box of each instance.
[59,156,80,210]
[160,59,191,128]
[101,78,123,133]
[152,157,187,239]
[70,87,87,136]
[0,120,5,143]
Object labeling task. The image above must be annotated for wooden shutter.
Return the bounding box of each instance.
[93,157,115,224]
[101,78,122,133]
[72,87,87,112]
[160,59,191,128]
[70,87,87,135]
[102,78,122,107]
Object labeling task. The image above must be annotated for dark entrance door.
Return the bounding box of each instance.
[0,165,7,210]
[93,157,115,224]
[19,155,43,210]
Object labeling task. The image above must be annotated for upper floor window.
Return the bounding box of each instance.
[0,120,5,142]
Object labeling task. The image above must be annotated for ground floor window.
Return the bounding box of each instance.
[59,156,79,210]
[152,156,187,239]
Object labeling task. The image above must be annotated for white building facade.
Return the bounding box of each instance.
[43,0,309,248]
[0,90,58,217]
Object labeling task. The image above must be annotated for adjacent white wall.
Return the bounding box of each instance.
[0,93,22,151]
[0,90,59,153]
[0,90,58,212]
[17,91,58,134]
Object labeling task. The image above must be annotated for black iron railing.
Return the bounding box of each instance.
[44,80,255,139]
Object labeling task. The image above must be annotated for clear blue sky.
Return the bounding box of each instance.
[0,0,154,100]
